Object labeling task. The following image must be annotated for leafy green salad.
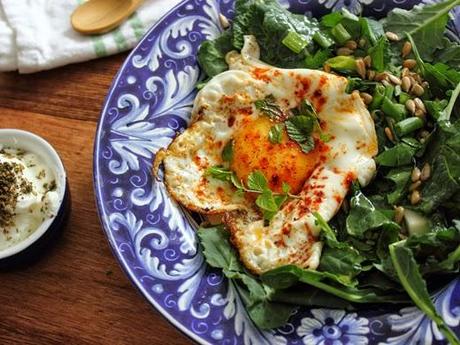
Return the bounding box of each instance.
[195,0,460,342]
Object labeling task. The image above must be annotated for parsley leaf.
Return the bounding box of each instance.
[256,189,278,213]
[206,166,234,181]
[285,115,315,153]
[222,140,234,162]
[255,95,284,120]
[247,171,292,221]
[247,170,269,191]
[206,166,243,191]
[268,124,284,144]
[282,182,291,194]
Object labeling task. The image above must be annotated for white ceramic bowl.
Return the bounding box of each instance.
[0,129,67,260]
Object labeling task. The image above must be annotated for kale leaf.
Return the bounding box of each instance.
[232,0,320,67]
[197,30,234,77]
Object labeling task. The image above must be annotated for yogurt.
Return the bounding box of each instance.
[0,146,59,250]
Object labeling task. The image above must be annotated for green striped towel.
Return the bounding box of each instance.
[0,0,182,73]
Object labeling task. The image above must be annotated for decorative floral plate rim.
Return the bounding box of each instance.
[93,1,460,344]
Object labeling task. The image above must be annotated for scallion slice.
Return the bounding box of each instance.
[282,31,308,54]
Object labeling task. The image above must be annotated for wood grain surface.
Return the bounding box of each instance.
[0,54,191,345]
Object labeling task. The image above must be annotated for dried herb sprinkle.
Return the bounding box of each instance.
[0,161,33,229]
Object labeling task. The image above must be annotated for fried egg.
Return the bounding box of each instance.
[160,35,377,274]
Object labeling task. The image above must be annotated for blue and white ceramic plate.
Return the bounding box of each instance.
[93,1,460,344]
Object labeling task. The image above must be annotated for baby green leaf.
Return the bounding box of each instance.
[268,124,284,144]
[256,190,279,213]
[197,30,234,77]
[298,137,315,154]
[255,95,284,119]
[222,140,234,162]
[285,115,316,153]
[282,182,291,194]
[206,166,233,181]
[247,170,269,192]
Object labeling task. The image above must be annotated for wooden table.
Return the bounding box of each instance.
[0,55,190,345]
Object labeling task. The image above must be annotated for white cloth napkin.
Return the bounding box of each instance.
[0,0,182,73]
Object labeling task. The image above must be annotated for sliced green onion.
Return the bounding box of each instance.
[399,92,410,105]
[282,31,308,54]
[369,84,385,110]
[324,56,356,71]
[313,32,334,48]
[331,23,352,45]
[341,8,359,22]
[382,97,407,122]
[394,117,424,136]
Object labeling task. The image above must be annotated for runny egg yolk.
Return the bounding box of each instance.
[230,116,321,195]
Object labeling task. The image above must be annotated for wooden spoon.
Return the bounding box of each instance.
[71,0,144,35]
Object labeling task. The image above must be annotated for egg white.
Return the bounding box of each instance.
[162,35,377,274]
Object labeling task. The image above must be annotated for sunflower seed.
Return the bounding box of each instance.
[401,41,412,58]
[356,58,366,79]
[410,180,422,192]
[414,109,426,119]
[401,67,410,77]
[385,127,394,141]
[381,79,392,87]
[421,163,431,181]
[411,167,421,182]
[375,72,388,81]
[345,40,358,50]
[323,64,331,73]
[388,74,402,85]
[363,55,372,68]
[394,206,405,224]
[337,47,354,56]
[403,59,417,69]
[219,13,230,29]
[401,76,412,92]
[414,98,426,113]
[360,92,373,105]
[385,31,400,41]
[412,83,425,96]
[410,190,421,205]
[367,70,376,80]
[414,74,423,84]
[405,99,416,114]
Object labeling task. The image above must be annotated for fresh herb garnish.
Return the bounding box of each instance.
[268,124,284,144]
[222,140,234,162]
[284,116,314,153]
[207,167,297,220]
[248,171,290,221]
[255,95,285,120]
